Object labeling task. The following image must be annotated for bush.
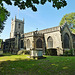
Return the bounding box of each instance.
[17,49,30,55]
[25,50,30,54]
[63,49,73,56]
[46,48,57,56]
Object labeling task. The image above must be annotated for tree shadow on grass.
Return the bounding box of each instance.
[0,56,75,75]
[0,58,36,75]
[0,53,12,57]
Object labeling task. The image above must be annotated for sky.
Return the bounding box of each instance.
[0,0,75,40]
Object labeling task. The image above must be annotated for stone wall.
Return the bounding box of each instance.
[10,19,16,38]
[44,31,62,49]
[23,26,63,55]
[24,31,45,53]
[44,30,63,55]
[24,36,34,50]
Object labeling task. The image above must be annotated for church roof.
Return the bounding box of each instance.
[24,25,61,35]
[24,21,72,36]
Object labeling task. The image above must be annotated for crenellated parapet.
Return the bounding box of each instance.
[33,31,43,37]
[38,26,60,34]
[24,26,61,38]
[24,31,44,38]
[24,32,34,37]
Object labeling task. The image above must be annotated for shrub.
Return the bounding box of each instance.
[24,50,30,54]
[46,48,57,56]
[63,49,73,56]
[17,49,30,55]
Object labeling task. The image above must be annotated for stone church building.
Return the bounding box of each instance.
[3,17,75,55]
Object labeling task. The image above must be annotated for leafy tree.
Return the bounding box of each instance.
[70,29,75,33]
[59,13,75,33]
[0,0,67,33]
[0,0,67,11]
[0,6,10,33]
[0,39,2,48]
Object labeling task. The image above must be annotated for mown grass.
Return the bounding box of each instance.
[0,53,75,75]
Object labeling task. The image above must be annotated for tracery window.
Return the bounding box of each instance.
[64,33,70,48]
[47,36,53,48]
[36,38,42,48]
[27,39,30,48]
[21,40,23,48]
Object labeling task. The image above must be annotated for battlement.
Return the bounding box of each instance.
[38,26,60,34]
[24,32,34,37]
[24,26,60,38]
[11,16,24,23]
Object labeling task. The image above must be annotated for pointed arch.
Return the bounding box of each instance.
[21,40,23,48]
[27,39,30,48]
[47,36,53,48]
[36,38,42,48]
[64,33,70,48]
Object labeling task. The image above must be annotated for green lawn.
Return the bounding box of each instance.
[0,54,75,75]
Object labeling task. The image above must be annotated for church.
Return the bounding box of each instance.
[3,16,75,55]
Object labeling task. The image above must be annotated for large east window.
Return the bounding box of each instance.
[64,33,70,48]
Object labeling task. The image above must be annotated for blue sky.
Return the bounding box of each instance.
[0,0,75,40]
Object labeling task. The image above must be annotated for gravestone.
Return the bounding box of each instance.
[30,50,46,59]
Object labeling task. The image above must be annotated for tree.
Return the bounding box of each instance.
[0,6,10,33]
[59,13,75,33]
[0,39,2,48]
[0,0,67,33]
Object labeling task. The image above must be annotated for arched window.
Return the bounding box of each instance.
[27,39,30,48]
[36,38,42,48]
[47,36,53,48]
[18,23,20,28]
[21,40,23,48]
[64,33,70,48]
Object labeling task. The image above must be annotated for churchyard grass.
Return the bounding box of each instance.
[0,53,75,75]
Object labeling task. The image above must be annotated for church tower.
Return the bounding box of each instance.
[10,16,24,38]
